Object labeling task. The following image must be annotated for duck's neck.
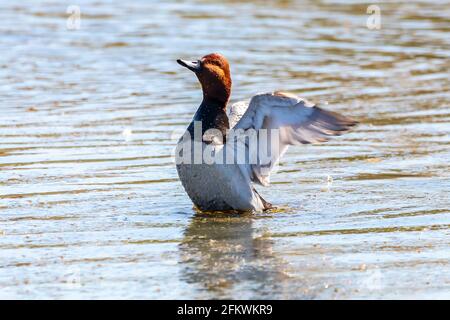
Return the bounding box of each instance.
[187,98,229,140]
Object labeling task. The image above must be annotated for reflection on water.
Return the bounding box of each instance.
[0,0,449,298]
[180,213,292,299]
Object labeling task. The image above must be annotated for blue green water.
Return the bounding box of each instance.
[0,0,449,299]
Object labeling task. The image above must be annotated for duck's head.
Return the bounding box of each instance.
[177,53,231,105]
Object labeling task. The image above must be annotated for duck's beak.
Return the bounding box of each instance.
[177,59,201,72]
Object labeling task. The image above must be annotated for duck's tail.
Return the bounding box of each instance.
[253,188,273,211]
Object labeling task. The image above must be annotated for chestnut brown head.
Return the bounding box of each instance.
[177,53,232,105]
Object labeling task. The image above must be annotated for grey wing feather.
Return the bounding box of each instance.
[228,100,250,129]
[231,92,357,186]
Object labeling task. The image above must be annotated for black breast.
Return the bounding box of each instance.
[187,100,229,143]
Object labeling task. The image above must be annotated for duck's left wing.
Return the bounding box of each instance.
[232,92,357,186]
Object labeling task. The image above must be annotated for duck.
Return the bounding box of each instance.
[175,53,357,212]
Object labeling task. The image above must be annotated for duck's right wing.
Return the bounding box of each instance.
[231,92,357,186]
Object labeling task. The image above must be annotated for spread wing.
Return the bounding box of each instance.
[229,92,357,186]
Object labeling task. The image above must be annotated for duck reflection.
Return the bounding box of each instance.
[179,212,292,299]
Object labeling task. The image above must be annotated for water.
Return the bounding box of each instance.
[0,0,449,299]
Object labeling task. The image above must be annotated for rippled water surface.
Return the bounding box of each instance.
[1,0,449,299]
